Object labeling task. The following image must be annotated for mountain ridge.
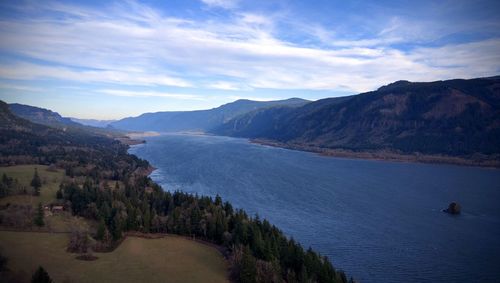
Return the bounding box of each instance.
[9,103,81,127]
[110,97,309,132]
[211,76,500,166]
[8,102,125,138]
[70,118,117,128]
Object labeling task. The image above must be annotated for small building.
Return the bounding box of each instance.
[51,205,64,212]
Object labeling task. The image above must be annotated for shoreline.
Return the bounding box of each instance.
[250,139,500,168]
[123,131,500,168]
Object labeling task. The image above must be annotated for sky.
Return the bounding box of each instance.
[0,0,499,119]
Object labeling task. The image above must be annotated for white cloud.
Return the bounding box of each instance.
[0,0,498,96]
[207,81,251,91]
[0,62,191,88]
[98,89,204,100]
[0,82,43,92]
[201,0,238,9]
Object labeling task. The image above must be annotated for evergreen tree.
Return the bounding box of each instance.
[31,266,53,283]
[56,188,63,199]
[0,182,7,198]
[2,173,13,188]
[215,194,222,206]
[239,246,257,283]
[0,252,7,272]
[143,207,151,233]
[34,202,44,227]
[30,168,42,196]
[96,218,106,240]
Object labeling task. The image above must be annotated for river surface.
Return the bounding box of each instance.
[129,133,500,282]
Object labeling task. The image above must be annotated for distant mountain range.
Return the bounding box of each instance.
[0,100,120,163]
[8,103,123,137]
[70,118,117,128]
[110,98,309,132]
[9,103,80,127]
[4,75,500,166]
[212,76,500,163]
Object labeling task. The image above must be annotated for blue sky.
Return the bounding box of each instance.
[0,0,499,119]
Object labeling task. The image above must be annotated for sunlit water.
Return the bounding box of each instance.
[129,134,500,282]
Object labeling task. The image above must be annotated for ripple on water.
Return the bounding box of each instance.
[130,134,500,283]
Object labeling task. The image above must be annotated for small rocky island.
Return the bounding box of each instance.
[443,202,461,215]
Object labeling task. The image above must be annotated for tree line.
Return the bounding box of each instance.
[0,101,352,283]
[59,173,350,283]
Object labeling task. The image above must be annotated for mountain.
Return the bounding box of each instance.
[8,103,125,138]
[0,98,349,283]
[9,103,80,127]
[1,99,145,168]
[110,98,309,132]
[212,76,500,160]
[70,118,116,128]
[1,100,107,163]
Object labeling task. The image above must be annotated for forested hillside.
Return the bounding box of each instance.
[8,102,125,138]
[213,77,500,162]
[0,100,350,283]
[9,103,80,127]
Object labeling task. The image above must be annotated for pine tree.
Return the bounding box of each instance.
[31,266,53,283]
[56,188,63,199]
[239,246,257,283]
[0,252,7,272]
[31,168,42,196]
[143,205,151,233]
[96,218,106,240]
[34,202,44,227]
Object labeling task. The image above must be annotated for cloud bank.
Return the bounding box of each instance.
[0,0,499,108]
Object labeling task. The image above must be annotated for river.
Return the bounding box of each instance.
[129,133,500,282]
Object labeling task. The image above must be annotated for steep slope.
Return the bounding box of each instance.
[213,77,500,158]
[9,103,80,127]
[8,103,124,137]
[0,100,127,164]
[110,98,309,132]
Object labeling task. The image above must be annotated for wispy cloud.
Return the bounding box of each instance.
[98,89,204,100]
[201,0,238,10]
[0,0,499,99]
[207,81,251,91]
[0,82,44,92]
[0,62,191,87]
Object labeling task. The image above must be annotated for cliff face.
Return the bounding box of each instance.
[213,76,500,157]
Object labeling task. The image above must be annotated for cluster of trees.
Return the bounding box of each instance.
[59,173,350,283]
[1,100,148,181]
[0,173,18,197]
[31,266,53,283]
[0,169,42,198]
[213,77,500,160]
[1,101,352,283]
[0,254,53,283]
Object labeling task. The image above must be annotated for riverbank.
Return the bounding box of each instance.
[251,139,500,168]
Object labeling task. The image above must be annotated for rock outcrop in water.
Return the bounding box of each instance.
[443,202,461,215]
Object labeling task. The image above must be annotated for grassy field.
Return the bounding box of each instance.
[0,165,93,232]
[0,165,64,205]
[0,231,228,283]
